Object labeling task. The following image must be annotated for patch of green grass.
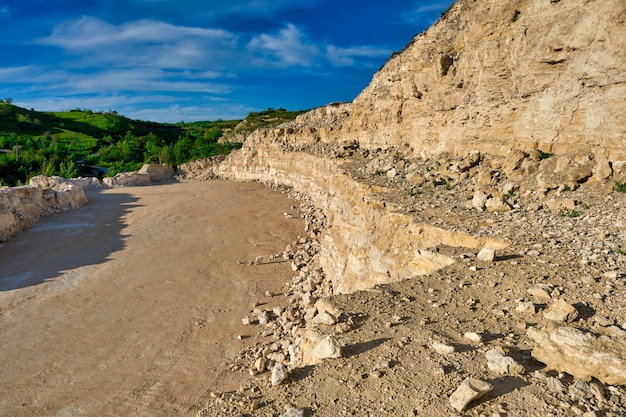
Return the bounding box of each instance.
[439,178,454,190]
[614,247,626,256]
[613,180,626,193]
[558,207,582,218]
[407,187,422,196]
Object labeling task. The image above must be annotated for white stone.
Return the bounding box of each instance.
[432,341,455,355]
[543,299,579,323]
[527,286,552,300]
[464,332,483,343]
[477,247,496,262]
[516,301,536,314]
[311,335,343,360]
[271,363,288,386]
[279,408,305,417]
[528,326,626,385]
[311,311,337,325]
[449,377,494,412]
[472,190,488,211]
[486,348,525,375]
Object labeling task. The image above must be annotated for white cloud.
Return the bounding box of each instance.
[326,45,392,67]
[39,17,238,70]
[403,2,452,23]
[247,24,320,67]
[41,16,234,49]
[128,102,252,123]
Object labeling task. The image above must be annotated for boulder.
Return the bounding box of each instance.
[527,326,626,385]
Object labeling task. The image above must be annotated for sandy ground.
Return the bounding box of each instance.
[0,180,303,417]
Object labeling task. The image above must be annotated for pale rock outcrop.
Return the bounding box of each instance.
[0,176,91,241]
[527,326,626,385]
[103,164,174,187]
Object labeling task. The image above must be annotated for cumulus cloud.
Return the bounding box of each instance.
[247,24,320,67]
[39,17,238,69]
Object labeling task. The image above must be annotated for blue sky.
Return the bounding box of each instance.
[0,0,453,123]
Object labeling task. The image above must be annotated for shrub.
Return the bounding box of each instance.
[613,180,626,193]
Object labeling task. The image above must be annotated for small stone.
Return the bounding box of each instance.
[546,376,565,393]
[254,255,264,265]
[603,271,619,280]
[527,286,552,300]
[449,377,494,412]
[516,301,536,313]
[595,315,614,327]
[432,341,455,355]
[279,408,305,417]
[271,363,288,386]
[477,247,496,262]
[311,335,343,360]
[543,299,579,323]
[254,357,266,373]
[486,348,525,375]
[311,311,337,325]
[464,332,483,343]
[472,190,488,211]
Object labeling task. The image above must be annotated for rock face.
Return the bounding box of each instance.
[103,164,174,187]
[0,176,92,241]
[270,0,626,161]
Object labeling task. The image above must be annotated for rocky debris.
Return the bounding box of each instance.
[449,377,494,412]
[194,147,626,417]
[528,326,626,385]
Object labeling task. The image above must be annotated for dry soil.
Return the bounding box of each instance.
[0,180,303,417]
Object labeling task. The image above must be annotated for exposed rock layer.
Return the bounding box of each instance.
[272,0,626,161]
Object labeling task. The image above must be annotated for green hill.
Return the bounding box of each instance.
[0,103,305,186]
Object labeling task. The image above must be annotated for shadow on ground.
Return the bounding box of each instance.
[0,189,141,291]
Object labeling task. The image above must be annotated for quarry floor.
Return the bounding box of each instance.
[1,173,626,417]
[0,180,303,417]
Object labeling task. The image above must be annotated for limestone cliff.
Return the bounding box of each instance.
[255,0,626,161]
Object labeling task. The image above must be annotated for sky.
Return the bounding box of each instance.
[0,0,454,123]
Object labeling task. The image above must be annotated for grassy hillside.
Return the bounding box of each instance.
[0,104,305,186]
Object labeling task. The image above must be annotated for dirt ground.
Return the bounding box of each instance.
[0,180,303,417]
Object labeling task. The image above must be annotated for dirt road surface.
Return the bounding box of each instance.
[0,180,303,417]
